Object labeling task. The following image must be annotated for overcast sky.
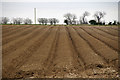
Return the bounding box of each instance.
[1,1,119,24]
[1,0,120,2]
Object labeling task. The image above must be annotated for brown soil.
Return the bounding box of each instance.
[2,25,119,78]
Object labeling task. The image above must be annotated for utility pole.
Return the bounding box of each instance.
[34,8,36,24]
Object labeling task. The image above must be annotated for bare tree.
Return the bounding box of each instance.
[38,18,48,25]
[82,11,90,24]
[38,18,44,24]
[64,13,77,25]
[24,18,32,24]
[72,15,77,24]
[79,17,83,24]
[1,17,9,24]
[13,18,23,24]
[49,18,54,25]
[113,20,117,25]
[44,18,48,25]
[13,18,17,24]
[52,18,59,25]
[94,11,106,24]
[72,20,77,25]
[48,18,59,25]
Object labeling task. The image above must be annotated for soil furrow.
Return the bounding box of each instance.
[3,26,46,56]
[3,26,29,37]
[74,27,118,68]
[94,27,118,37]
[52,27,74,69]
[2,25,119,78]
[3,26,36,45]
[3,26,50,64]
[2,25,20,32]
[43,27,61,78]
[42,27,85,78]
[18,27,59,78]
[81,27,119,52]
[2,26,19,32]
[73,27,109,64]
[90,27,118,41]
[44,27,81,78]
[3,27,52,78]
[43,27,60,69]
[66,26,85,69]
[109,26,119,31]
[66,27,106,69]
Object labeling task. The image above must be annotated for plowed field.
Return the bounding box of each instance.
[2,25,119,78]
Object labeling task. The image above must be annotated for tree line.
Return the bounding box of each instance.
[0,17,59,25]
[63,11,119,25]
[37,18,59,25]
[0,17,32,25]
[0,11,119,25]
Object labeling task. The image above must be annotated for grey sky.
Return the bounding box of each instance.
[1,0,120,2]
[2,2,118,24]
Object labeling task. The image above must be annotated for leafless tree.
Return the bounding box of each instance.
[13,18,23,24]
[38,18,48,25]
[79,17,83,24]
[72,20,77,25]
[82,11,90,24]
[72,15,77,24]
[1,17,9,24]
[12,18,17,24]
[94,11,106,24]
[23,18,32,24]
[38,18,44,24]
[49,18,54,25]
[64,13,77,25]
[52,18,59,25]
[48,18,59,25]
[44,18,48,25]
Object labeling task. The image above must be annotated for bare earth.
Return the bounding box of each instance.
[2,25,119,78]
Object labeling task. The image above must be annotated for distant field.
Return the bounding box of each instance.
[2,25,119,78]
